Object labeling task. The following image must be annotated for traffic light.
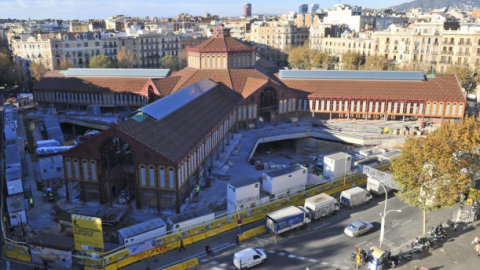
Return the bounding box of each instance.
[356,249,361,265]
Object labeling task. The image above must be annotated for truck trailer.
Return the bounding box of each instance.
[366,177,393,196]
[304,193,339,220]
[265,206,311,235]
[340,187,372,208]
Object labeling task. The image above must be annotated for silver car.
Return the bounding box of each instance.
[344,221,373,237]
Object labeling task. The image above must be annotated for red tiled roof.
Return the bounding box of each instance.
[242,77,269,98]
[34,71,150,94]
[170,67,270,94]
[151,77,181,97]
[187,37,255,53]
[117,83,242,162]
[279,74,465,102]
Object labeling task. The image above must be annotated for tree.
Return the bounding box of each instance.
[57,58,73,70]
[311,51,331,69]
[362,55,388,71]
[89,55,115,68]
[178,50,188,69]
[445,65,473,90]
[341,51,363,70]
[391,118,478,234]
[30,62,48,83]
[116,48,137,68]
[161,55,179,71]
[0,52,17,87]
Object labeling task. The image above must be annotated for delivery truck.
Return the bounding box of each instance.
[366,177,392,196]
[340,187,372,208]
[265,206,311,235]
[304,193,340,220]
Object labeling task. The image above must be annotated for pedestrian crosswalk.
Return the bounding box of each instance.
[198,248,351,270]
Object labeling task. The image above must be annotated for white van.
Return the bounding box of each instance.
[233,248,267,269]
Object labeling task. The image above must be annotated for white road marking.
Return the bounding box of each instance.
[210,267,223,270]
[297,256,307,260]
[219,263,227,267]
[400,219,413,226]
[326,235,344,242]
[200,259,209,263]
[356,241,367,247]
[333,264,340,267]
[278,252,286,256]
[313,222,332,230]
[308,259,318,263]
[321,261,329,265]
[230,267,236,270]
[268,250,276,253]
[210,261,218,265]
[288,254,296,258]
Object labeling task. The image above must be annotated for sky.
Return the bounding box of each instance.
[0,0,410,20]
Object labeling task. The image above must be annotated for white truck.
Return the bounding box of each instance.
[304,193,339,220]
[366,177,392,196]
[265,206,311,235]
[340,187,372,208]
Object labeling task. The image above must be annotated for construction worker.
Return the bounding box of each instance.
[24,140,30,154]
[195,184,200,197]
[29,197,34,208]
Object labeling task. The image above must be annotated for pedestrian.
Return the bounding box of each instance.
[29,197,34,208]
[145,266,151,270]
[208,166,212,176]
[179,239,186,252]
[205,244,213,256]
[24,140,30,154]
[195,184,200,197]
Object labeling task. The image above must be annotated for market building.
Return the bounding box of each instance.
[47,25,466,213]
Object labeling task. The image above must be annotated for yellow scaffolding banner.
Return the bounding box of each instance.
[71,214,104,253]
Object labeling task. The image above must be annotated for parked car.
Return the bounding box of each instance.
[233,248,267,269]
[344,221,373,237]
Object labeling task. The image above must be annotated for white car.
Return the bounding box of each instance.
[233,248,267,269]
[344,221,374,237]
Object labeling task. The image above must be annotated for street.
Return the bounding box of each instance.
[189,196,461,270]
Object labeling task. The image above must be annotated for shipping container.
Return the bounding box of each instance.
[323,152,352,180]
[263,165,307,198]
[167,208,215,233]
[227,177,261,213]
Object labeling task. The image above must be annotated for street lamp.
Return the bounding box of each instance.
[377,181,388,223]
[379,209,402,248]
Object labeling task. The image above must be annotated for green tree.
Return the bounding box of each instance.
[391,118,477,234]
[161,55,179,71]
[30,62,48,83]
[89,54,115,68]
[0,51,17,87]
[362,55,388,71]
[341,51,363,70]
[287,46,308,69]
[445,65,473,90]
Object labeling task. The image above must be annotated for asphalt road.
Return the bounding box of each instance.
[192,195,457,270]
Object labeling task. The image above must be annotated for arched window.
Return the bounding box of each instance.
[73,159,80,179]
[223,56,226,67]
[82,160,89,180]
[66,159,72,178]
[207,56,210,68]
[91,161,97,181]
[149,166,155,187]
[217,55,221,68]
[140,165,146,186]
[169,168,174,188]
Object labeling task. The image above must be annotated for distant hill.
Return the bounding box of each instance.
[391,0,480,10]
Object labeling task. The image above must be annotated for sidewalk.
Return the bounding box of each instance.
[396,219,480,270]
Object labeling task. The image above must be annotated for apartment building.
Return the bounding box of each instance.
[10,33,56,70]
[248,21,309,51]
[310,21,480,73]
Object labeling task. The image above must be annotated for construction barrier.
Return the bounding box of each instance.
[3,243,31,262]
[238,226,268,242]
